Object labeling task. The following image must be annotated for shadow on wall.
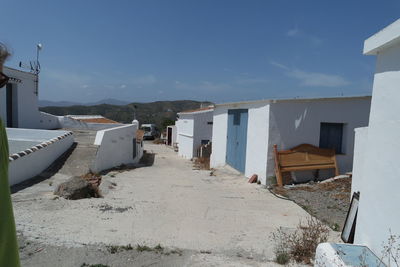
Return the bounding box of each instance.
[11,142,78,193]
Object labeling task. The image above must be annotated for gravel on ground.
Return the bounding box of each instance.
[273,177,352,232]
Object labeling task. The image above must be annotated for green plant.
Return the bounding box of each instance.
[122,244,133,250]
[106,245,119,254]
[154,244,164,252]
[170,248,183,256]
[276,251,290,265]
[332,223,340,232]
[136,244,152,252]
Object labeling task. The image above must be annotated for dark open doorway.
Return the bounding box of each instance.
[167,127,172,146]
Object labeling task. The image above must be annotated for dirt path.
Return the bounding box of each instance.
[13,143,324,266]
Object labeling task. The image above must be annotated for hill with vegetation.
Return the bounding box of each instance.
[40,100,213,130]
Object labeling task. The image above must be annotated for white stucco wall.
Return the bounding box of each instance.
[176,113,194,158]
[267,98,371,181]
[8,130,74,186]
[38,112,62,129]
[91,124,141,173]
[171,125,177,145]
[351,127,368,195]
[193,110,213,156]
[176,110,213,159]
[1,67,43,129]
[211,97,370,185]
[166,125,177,146]
[210,102,270,184]
[210,107,229,168]
[352,21,400,261]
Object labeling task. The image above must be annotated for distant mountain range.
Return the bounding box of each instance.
[39,100,213,130]
[38,98,130,107]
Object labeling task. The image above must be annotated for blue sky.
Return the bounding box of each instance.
[1,1,399,103]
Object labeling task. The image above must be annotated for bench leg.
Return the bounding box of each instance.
[276,170,283,187]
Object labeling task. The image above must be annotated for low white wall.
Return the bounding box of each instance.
[60,116,88,129]
[177,134,194,159]
[7,128,71,142]
[91,124,141,173]
[38,112,62,129]
[8,133,74,186]
[59,116,124,131]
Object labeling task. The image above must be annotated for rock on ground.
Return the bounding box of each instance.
[54,176,97,200]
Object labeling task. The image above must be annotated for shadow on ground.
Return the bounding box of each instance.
[139,150,156,167]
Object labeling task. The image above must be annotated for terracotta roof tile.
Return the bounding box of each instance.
[77,118,119,124]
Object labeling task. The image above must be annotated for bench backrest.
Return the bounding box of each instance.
[277,144,336,168]
[273,144,339,186]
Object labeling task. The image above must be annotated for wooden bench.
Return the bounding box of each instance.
[273,144,339,186]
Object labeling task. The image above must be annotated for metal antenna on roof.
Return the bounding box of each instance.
[18,43,43,96]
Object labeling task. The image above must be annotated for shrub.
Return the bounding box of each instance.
[271,216,329,264]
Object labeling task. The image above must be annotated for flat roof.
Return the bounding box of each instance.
[364,19,400,55]
[215,95,371,108]
[4,66,36,76]
[178,106,214,115]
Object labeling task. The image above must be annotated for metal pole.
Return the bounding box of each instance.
[35,45,40,96]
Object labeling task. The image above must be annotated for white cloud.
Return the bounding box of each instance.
[270,61,350,87]
[269,60,290,71]
[287,28,300,37]
[288,69,350,87]
[286,27,322,46]
[120,84,127,89]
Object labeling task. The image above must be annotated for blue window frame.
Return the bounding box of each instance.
[319,122,344,154]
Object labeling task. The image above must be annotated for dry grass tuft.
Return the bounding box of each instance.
[271,216,329,264]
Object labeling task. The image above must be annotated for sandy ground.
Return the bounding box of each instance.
[12,142,333,266]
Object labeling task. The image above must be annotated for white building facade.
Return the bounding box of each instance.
[210,97,371,185]
[166,125,177,146]
[351,19,400,260]
[176,108,213,159]
[0,67,60,130]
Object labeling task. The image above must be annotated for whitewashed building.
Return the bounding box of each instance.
[349,19,400,262]
[210,97,371,185]
[0,67,60,129]
[166,125,177,146]
[176,107,213,159]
